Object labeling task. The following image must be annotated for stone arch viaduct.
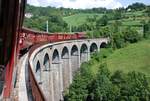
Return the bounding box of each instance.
[22,38,109,101]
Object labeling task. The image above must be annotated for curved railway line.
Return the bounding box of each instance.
[0,0,109,100]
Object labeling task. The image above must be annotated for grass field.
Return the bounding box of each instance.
[125,10,144,17]
[108,18,143,26]
[106,39,150,76]
[122,20,142,26]
[63,11,147,27]
[89,39,150,78]
[63,13,103,26]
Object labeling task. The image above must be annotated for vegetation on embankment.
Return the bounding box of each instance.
[79,39,150,76]
[63,13,103,26]
[107,39,150,76]
[65,39,150,101]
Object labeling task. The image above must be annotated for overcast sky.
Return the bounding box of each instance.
[27,0,150,9]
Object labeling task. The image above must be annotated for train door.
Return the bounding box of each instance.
[0,0,26,99]
[0,0,4,96]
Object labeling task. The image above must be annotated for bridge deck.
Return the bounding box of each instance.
[18,53,28,101]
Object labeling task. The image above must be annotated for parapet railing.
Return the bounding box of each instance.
[28,43,47,101]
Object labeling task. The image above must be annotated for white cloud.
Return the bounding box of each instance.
[27,0,40,6]
[27,0,123,9]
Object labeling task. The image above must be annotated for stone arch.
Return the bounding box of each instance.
[61,46,70,90]
[100,42,107,48]
[42,53,52,99]
[43,53,50,71]
[80,43,88,63]
[71,45,78,56]
[90,43,98,53]
[52,49,59,63]
[35,61,41,83]
[61,47,69,59]
[71,45,79,76]
[52,49,61,100]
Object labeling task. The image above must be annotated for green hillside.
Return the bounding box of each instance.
[66,39,150,100]
[125,10,144,17]
[106,39,150,76]
[24,3,150,33]
[89,39,150,77]
[63,13,103,26]
[63,10,147,27]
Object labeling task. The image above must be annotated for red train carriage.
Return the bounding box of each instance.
[75,32,87,39]
[19,27,87,55]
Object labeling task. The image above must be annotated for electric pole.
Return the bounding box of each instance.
[70,25,72,33]
[46,20,49,33]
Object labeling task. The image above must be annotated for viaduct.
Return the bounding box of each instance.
[18,38,109,101]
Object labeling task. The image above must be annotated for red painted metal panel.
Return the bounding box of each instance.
[2,0,26,98]
[28,65,46,101]
[20,28,87,51]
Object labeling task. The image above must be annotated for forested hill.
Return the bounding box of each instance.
[24,3,150,33]
[25,4,109,17]
[23,4,109,32]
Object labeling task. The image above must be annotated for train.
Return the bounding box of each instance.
[0,0,26,99]
[19,27,87,55]
[0,0,87,99]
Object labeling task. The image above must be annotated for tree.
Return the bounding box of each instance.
[111,71,150,101]
[65,59,150,101]
[99,27,110,37]
[113,10,122,20]
[112,32,125,49]
[143,20,150,38]
[96,15,108,28]
[65,72,88,101]
[145,6,150,17]
[65,62,94,101]
[111,20,122,33]
[127,3,146,11]
[91,63,120,101]
[122,27,142,43]
[111,70,126,85]
[121,71,150,101]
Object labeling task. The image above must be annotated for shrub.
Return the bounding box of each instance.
[122,27,142,43]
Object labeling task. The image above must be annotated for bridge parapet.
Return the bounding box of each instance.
[29,38,109,101]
